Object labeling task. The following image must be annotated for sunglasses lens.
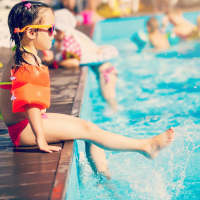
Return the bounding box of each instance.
[48,27,52,35]
[48,25,55,36]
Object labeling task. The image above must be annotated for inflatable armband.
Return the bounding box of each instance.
[11,64,50,113]
[167,32,180,46]
[131,31,148,51]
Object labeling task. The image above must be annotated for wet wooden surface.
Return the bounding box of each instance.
[0,67,78,200]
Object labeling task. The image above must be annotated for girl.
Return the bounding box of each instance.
[0,1,174,178]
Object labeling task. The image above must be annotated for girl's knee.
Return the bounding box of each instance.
[82,120,100,135]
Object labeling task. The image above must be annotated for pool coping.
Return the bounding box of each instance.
[50,67,88,200]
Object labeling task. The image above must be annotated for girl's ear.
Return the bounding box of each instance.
[25,28,37,40]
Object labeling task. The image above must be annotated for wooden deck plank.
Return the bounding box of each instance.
[0,183,52,200]
[0,171,55,186]
[0,162,57,175]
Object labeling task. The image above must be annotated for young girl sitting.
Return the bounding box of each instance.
[0,1,174,179]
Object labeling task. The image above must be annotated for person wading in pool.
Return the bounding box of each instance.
[162,9,196,40]
[146,17,170,50]
[0,1,174,179]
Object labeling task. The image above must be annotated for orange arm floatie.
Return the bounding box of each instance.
[11,64,50,113]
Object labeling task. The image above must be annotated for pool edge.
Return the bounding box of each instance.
[50,67,88,200]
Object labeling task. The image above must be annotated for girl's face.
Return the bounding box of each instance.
[34,9,55,51]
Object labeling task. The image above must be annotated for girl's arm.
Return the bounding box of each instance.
[26,106,61,153]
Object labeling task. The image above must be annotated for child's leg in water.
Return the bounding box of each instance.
[19,113,174,160]
[85,143,111,179]
[98,63,118,111]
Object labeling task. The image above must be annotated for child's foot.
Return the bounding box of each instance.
[145,128,174,159]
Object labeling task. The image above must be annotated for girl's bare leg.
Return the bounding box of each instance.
[85,143,111,178]
[19,113,174,158]
[99,63,118,111]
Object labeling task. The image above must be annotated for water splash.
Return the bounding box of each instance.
[78,33,200,199]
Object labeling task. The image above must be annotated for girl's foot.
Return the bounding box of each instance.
[145,128,174,159]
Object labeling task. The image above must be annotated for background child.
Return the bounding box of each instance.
[0,1,174,180]
[43,8,118,111]
[43,28,80,70]
[147,17,170,50]
[162,9,196,40]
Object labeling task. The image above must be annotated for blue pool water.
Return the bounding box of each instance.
[66,12,200,200]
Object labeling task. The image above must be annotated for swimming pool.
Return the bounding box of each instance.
[66,12,200,200]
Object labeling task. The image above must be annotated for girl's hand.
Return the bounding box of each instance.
[25,107,61,153]
[37,137,61,153]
